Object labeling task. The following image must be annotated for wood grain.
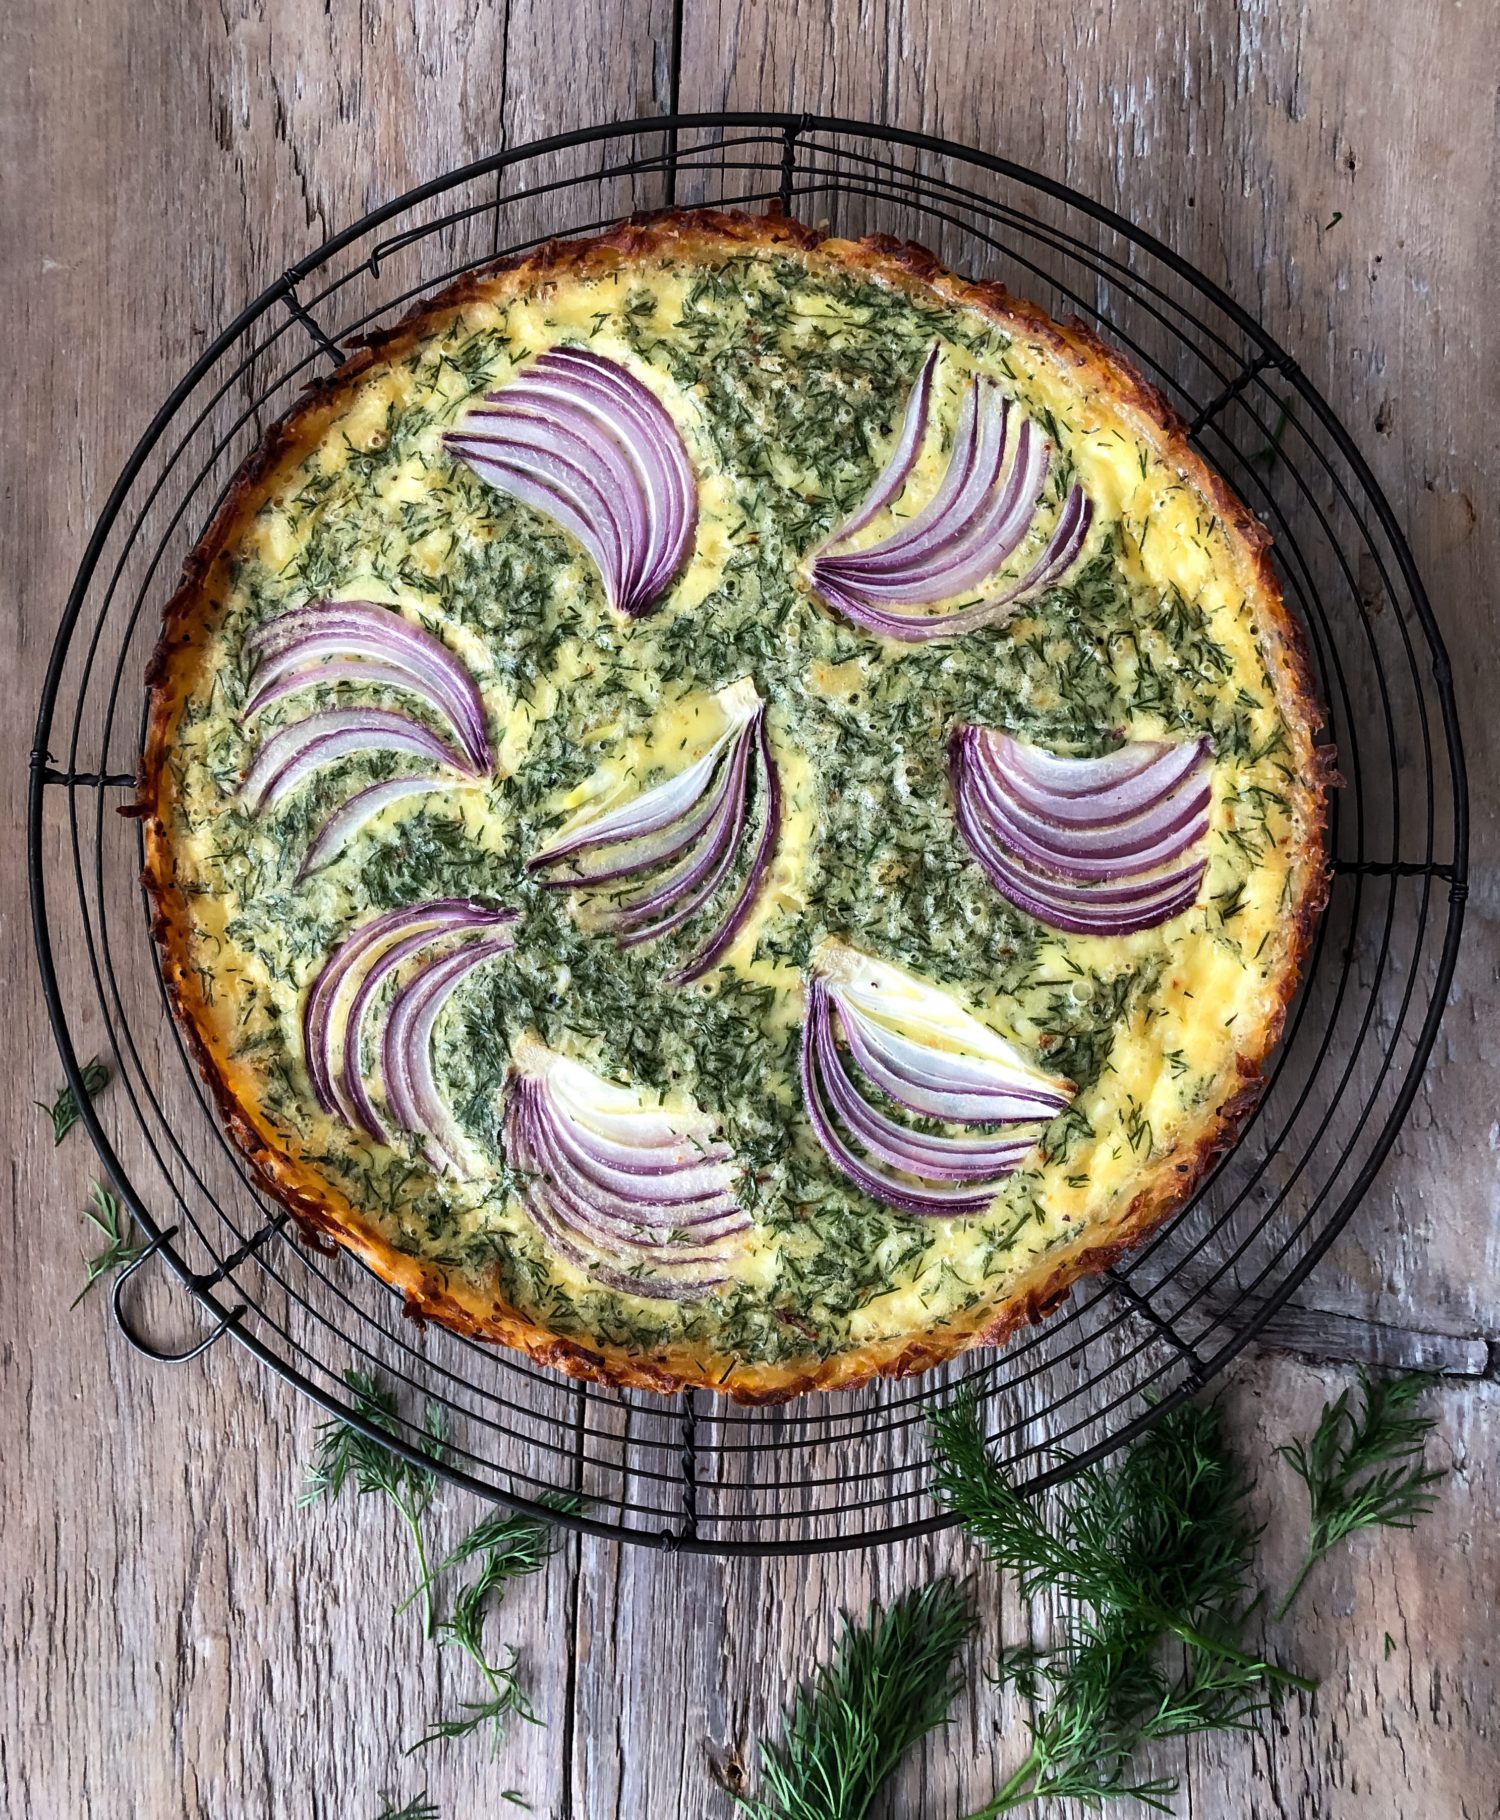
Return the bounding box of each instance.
[3,1,1497,1816]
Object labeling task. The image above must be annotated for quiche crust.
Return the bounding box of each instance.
[140,209,1333,1403]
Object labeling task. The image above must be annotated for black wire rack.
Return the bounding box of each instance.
[29,116,1468,1556]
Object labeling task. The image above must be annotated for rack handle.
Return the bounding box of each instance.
[111,1227,246,1365]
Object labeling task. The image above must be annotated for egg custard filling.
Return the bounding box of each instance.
[142,213,1330,1401]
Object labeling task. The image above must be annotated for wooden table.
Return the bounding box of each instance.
[5,3,1496,1815]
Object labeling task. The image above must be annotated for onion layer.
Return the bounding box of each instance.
[296,775,451,880]
[240,708,462,815]
[381,937,514,1173]
[950,728,1213,935]
[235,601,491,874]
[504,1036,747,1301]
[244,599,491,773]
[444,347,696,618]
[809,365,1093,641]
[527,679,780,984]
[818,344,940,549]
[800,942,1071,1218]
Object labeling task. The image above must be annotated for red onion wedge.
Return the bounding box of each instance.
[800,942,1072,1218]
[504,1036,747,1301]
[951,728,1213,935]
[822,401,1045,596]
[527,680,780,984]
[300,898,516,1130]
[444,347,697,618]
[245,599,491,773]
[809,364,1094,641]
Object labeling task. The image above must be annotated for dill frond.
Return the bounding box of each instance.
[405,1498,578,1758]
[299,1370,448,1636]
[374,1794,438,1820]
[734,1578,975,1820]
[1275,1371,1445,1618]
[931,1392,1313,1815]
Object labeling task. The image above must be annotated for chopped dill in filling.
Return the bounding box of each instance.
[157,239,1308,1371]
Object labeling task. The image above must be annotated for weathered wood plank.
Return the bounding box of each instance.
[3,0,1497,1816]
[1200,1296,1493,1378]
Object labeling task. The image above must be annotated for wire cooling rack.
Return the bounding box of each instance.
[29,116,1468,1555]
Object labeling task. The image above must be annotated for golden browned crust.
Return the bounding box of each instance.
[140,208,1333,1403]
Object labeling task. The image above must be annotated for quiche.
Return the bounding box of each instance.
[141,211,1331,1403]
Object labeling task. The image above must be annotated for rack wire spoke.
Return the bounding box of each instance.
[27,116,1466,1555]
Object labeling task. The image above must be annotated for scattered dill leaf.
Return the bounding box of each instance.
[1275,1371,1445,1618]
[1253,398,1296,472]
[374,1794,438,1820]
[931,1392,1313,1814]
[405,1675,534,1757]
[39,1055,110,1144]
[732,1579,975,1820]
[436,1497,580,1659]
[71,1181,148,1308]
[405,1499,578,1757]
[300,1370,448,1637]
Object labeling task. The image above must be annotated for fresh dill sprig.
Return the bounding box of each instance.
[71,1181,148,1308]
[1275,1371,1446,1618]
[405,1499,578,1758]
[931,1392,1314,1815]
[374,1794,438,1820]
[38,1055,111,1144]
[300,1370,448,1637]
[732,1578,975,1820]
[969,1617,1280,1814]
